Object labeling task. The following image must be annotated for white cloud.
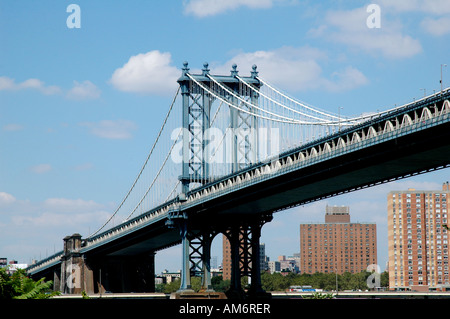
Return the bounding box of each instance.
[30,164,52,174]
[378,0,450,36]
[0,76,15,90]
[421,17,450,36]
[2,124,24,132]
[212,46,368,92]
[324,66,369,92]
[310,7,422,59]
[80,120,138,140]
[183,0,275,17]
[19,78,61,95]
[66,80,101,100]
[0,193,113,262]
[8,197,111,229]
[0,76,62,95]
[73,163,94,171]
[0,76,101,99]
[109,50,179,95]
[377,0,422,13]
[44,198,104,213]
[215,47,323,91]
[11,211,110,228]
[0,192,16,205]
[379,0,450,15]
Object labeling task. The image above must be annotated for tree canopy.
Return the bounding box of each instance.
[0,267,60,299]
[156,270,389,294]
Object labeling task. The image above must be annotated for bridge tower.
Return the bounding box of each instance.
[173,62,270,299]
[177,61,261,196]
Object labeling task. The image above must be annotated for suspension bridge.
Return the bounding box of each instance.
[27,62,450,298]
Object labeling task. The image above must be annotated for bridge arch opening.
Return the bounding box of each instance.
[441,100,450,115]
[210,233,224,277]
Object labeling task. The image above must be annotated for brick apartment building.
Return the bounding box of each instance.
[300,205,377,275]
[387,182,450,291]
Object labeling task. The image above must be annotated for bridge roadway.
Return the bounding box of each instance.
[28,89,450,294]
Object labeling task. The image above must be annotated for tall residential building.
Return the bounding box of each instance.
[300,205,377,275]
[387,183,450,291]
[222,235,232,280]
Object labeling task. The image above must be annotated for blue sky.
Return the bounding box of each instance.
[1,0,450,274]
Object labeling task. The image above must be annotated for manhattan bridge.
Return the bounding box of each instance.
[27,62,450,299]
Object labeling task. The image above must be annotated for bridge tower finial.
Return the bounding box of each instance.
[182,61,189,75]
[251,64,258,78]
[231,64,238,77]
[202,62,210,76]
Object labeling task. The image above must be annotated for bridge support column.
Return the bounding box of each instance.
[224,214,272,299]
[53,267,61,292]
[226,225,246,299]
[179,220,194,293]
[180,64,191,196]
[199,233,214,292]
[167,211,225,296]
[188,230,217,292]
[247,220,269,298]
[60,233,94,294]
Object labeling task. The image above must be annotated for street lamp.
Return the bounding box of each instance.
[335,270,338,295]
[441,64,447,93]
[332,265,338,295]
[420,88,426,97]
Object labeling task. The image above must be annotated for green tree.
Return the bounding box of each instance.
[0,267,14,299]
[161,276,205,293]
[0,268,60,299]
[261,272,291,291]
[160,276,231,294]
[157,270,391,295]
[212,276,230,292]
[163,278,181,293]
[155,282,165,293]
[260,270,391,293]
[380,271,389,288]
[191,277,202,292]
